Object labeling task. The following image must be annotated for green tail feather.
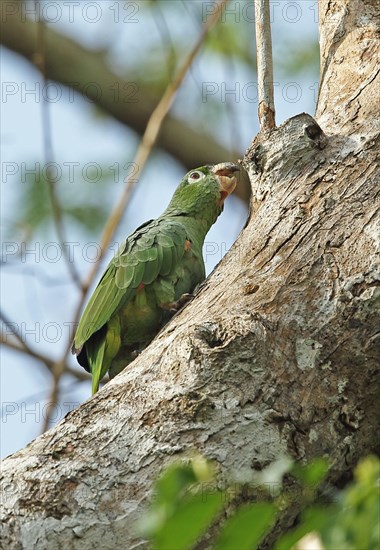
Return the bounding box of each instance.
[87,316,122,394]
[87,338,106,395]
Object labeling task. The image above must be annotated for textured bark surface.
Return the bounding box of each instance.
[1,1,379,548]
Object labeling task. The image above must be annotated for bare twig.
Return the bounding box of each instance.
[1,330,88,433]
[34,6,83,290]
[1,312,84,433]
[33,3,85,430]
[254,0,276,131]
[41,360,65,432]
[152,3,177,82]
[0,335,89,381]
[0,309,33,354]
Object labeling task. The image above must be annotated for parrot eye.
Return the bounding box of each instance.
[188,170,205,184]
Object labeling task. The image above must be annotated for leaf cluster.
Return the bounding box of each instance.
[140,455,379,550]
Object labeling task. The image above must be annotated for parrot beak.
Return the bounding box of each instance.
[212,162,240,202]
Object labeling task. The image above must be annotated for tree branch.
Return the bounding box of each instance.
[254,0,276,131]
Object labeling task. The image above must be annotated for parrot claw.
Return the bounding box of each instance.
[162,292,194,312]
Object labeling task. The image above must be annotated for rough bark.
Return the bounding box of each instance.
[0,1,248,201]
[1,1,379,548]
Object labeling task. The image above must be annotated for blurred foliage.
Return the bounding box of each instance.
[213,503,277,550]
[10,169,113,240]
[279,42,320,76]
[321,455,380,550]
[138,457,225,550]
[140,455,379,550]
[277,455,379,549]
[207,21,256,69]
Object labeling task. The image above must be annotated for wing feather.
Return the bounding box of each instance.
[73,218,187,352]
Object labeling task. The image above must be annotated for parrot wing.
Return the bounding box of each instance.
[72,218,188,354]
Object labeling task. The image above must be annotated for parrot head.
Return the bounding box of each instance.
[165,162,240,222]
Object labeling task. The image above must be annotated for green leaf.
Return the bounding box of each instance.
[276,457,380,550]
[154,463,199,507]
[153,492,224,550]
[213,503,277,550]
[274,506,328,550]
[138,458,216,542]
[322,455,380,550]
[292,457,329,487]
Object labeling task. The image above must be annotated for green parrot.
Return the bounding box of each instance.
[72,163,239,394]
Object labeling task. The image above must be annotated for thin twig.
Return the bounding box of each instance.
[34,5,83,289]
[152,3,177,82]
[0,310,31,353]
[254,0,276,131]
[0,335,89,381]
[33,2,84,431]
[41,364,64,433]
[215,23,244,155]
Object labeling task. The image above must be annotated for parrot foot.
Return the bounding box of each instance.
[162,293,194,313]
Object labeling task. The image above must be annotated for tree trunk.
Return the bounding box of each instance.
[1,1,379,548]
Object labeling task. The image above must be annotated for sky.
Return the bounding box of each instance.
[1,0,319,458]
